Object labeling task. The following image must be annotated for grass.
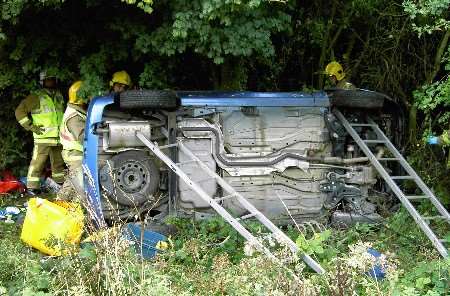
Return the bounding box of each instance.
[0,193,449,296]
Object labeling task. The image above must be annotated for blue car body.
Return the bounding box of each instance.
[83,91,329,225]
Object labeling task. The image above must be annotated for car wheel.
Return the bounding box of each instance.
[119,90,179,110]
[103,150,160,207]
[327,89,386,109]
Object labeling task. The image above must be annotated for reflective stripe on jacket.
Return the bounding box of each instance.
[30,90,64,139]
[60,105,86,153]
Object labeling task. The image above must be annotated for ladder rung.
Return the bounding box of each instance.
[423,216,445,220]
[391,176,414,180]
[363,140,386,144]
[236,213,257,221]
[406,195,428,200]
[350,123,377,127]
[214,193,237,202]
[377,158,399,161]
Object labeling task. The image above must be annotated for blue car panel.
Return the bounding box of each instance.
[178,91,329,107]
[83,94,115,226]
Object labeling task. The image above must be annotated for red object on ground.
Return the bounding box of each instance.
[0,170,25,194]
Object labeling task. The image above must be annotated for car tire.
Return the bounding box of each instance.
[327,89,385,109]
[107,150,160,207]
[119,90,180,110]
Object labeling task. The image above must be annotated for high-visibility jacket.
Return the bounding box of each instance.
[60,105,86,154]
[336,79,356,90]
[30,90,64,141]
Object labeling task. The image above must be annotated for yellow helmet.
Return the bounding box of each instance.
[68,81,86,105]
[325,61,345,81]
[110,70,131,87]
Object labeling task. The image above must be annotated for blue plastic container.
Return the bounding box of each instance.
[366,248,386,280]
[122,223,167,259]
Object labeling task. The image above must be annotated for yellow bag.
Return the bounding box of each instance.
[20,198,84,256]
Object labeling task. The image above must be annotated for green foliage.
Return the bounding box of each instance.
[397,260,450,295]
[139,62,172,89]
[135,0,291,64]
[403,0,450,34]
[414,79,450,122]
[121,0,153,14]
[402,1,450,191]
[0,222,50,295]
[296,229,331,256]
[0,123,26,172]
[0,75,28,172]
[0,0,27,22]
[1,209,450,295]
[1,1,450,294]
[166,217,251,262]
[77,51,110,99]
[413,42,450,125]
[0,0,298,169]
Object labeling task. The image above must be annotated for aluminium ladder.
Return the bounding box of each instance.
[135,131,325,274]
[334,109,450,258]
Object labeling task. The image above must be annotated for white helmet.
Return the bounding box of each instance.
[39,70,57,86]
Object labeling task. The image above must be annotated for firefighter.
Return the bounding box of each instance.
[58,81,89,200]
[15,71,65,194]
[324,61,356,90]
[110,70,131,93]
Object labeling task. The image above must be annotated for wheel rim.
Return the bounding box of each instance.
[116,160,150,193]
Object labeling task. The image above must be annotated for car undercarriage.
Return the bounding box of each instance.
[84,89,404,226]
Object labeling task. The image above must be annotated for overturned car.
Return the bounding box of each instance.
[83,89,404,227]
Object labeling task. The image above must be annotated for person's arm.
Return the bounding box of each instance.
[66,115,85,143]
[15,94,39,131]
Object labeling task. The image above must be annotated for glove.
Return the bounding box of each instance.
[427,136,440,145]
[30,125,45,135]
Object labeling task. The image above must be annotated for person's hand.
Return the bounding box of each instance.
[30,125,45,135]
[426,135,440,145]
